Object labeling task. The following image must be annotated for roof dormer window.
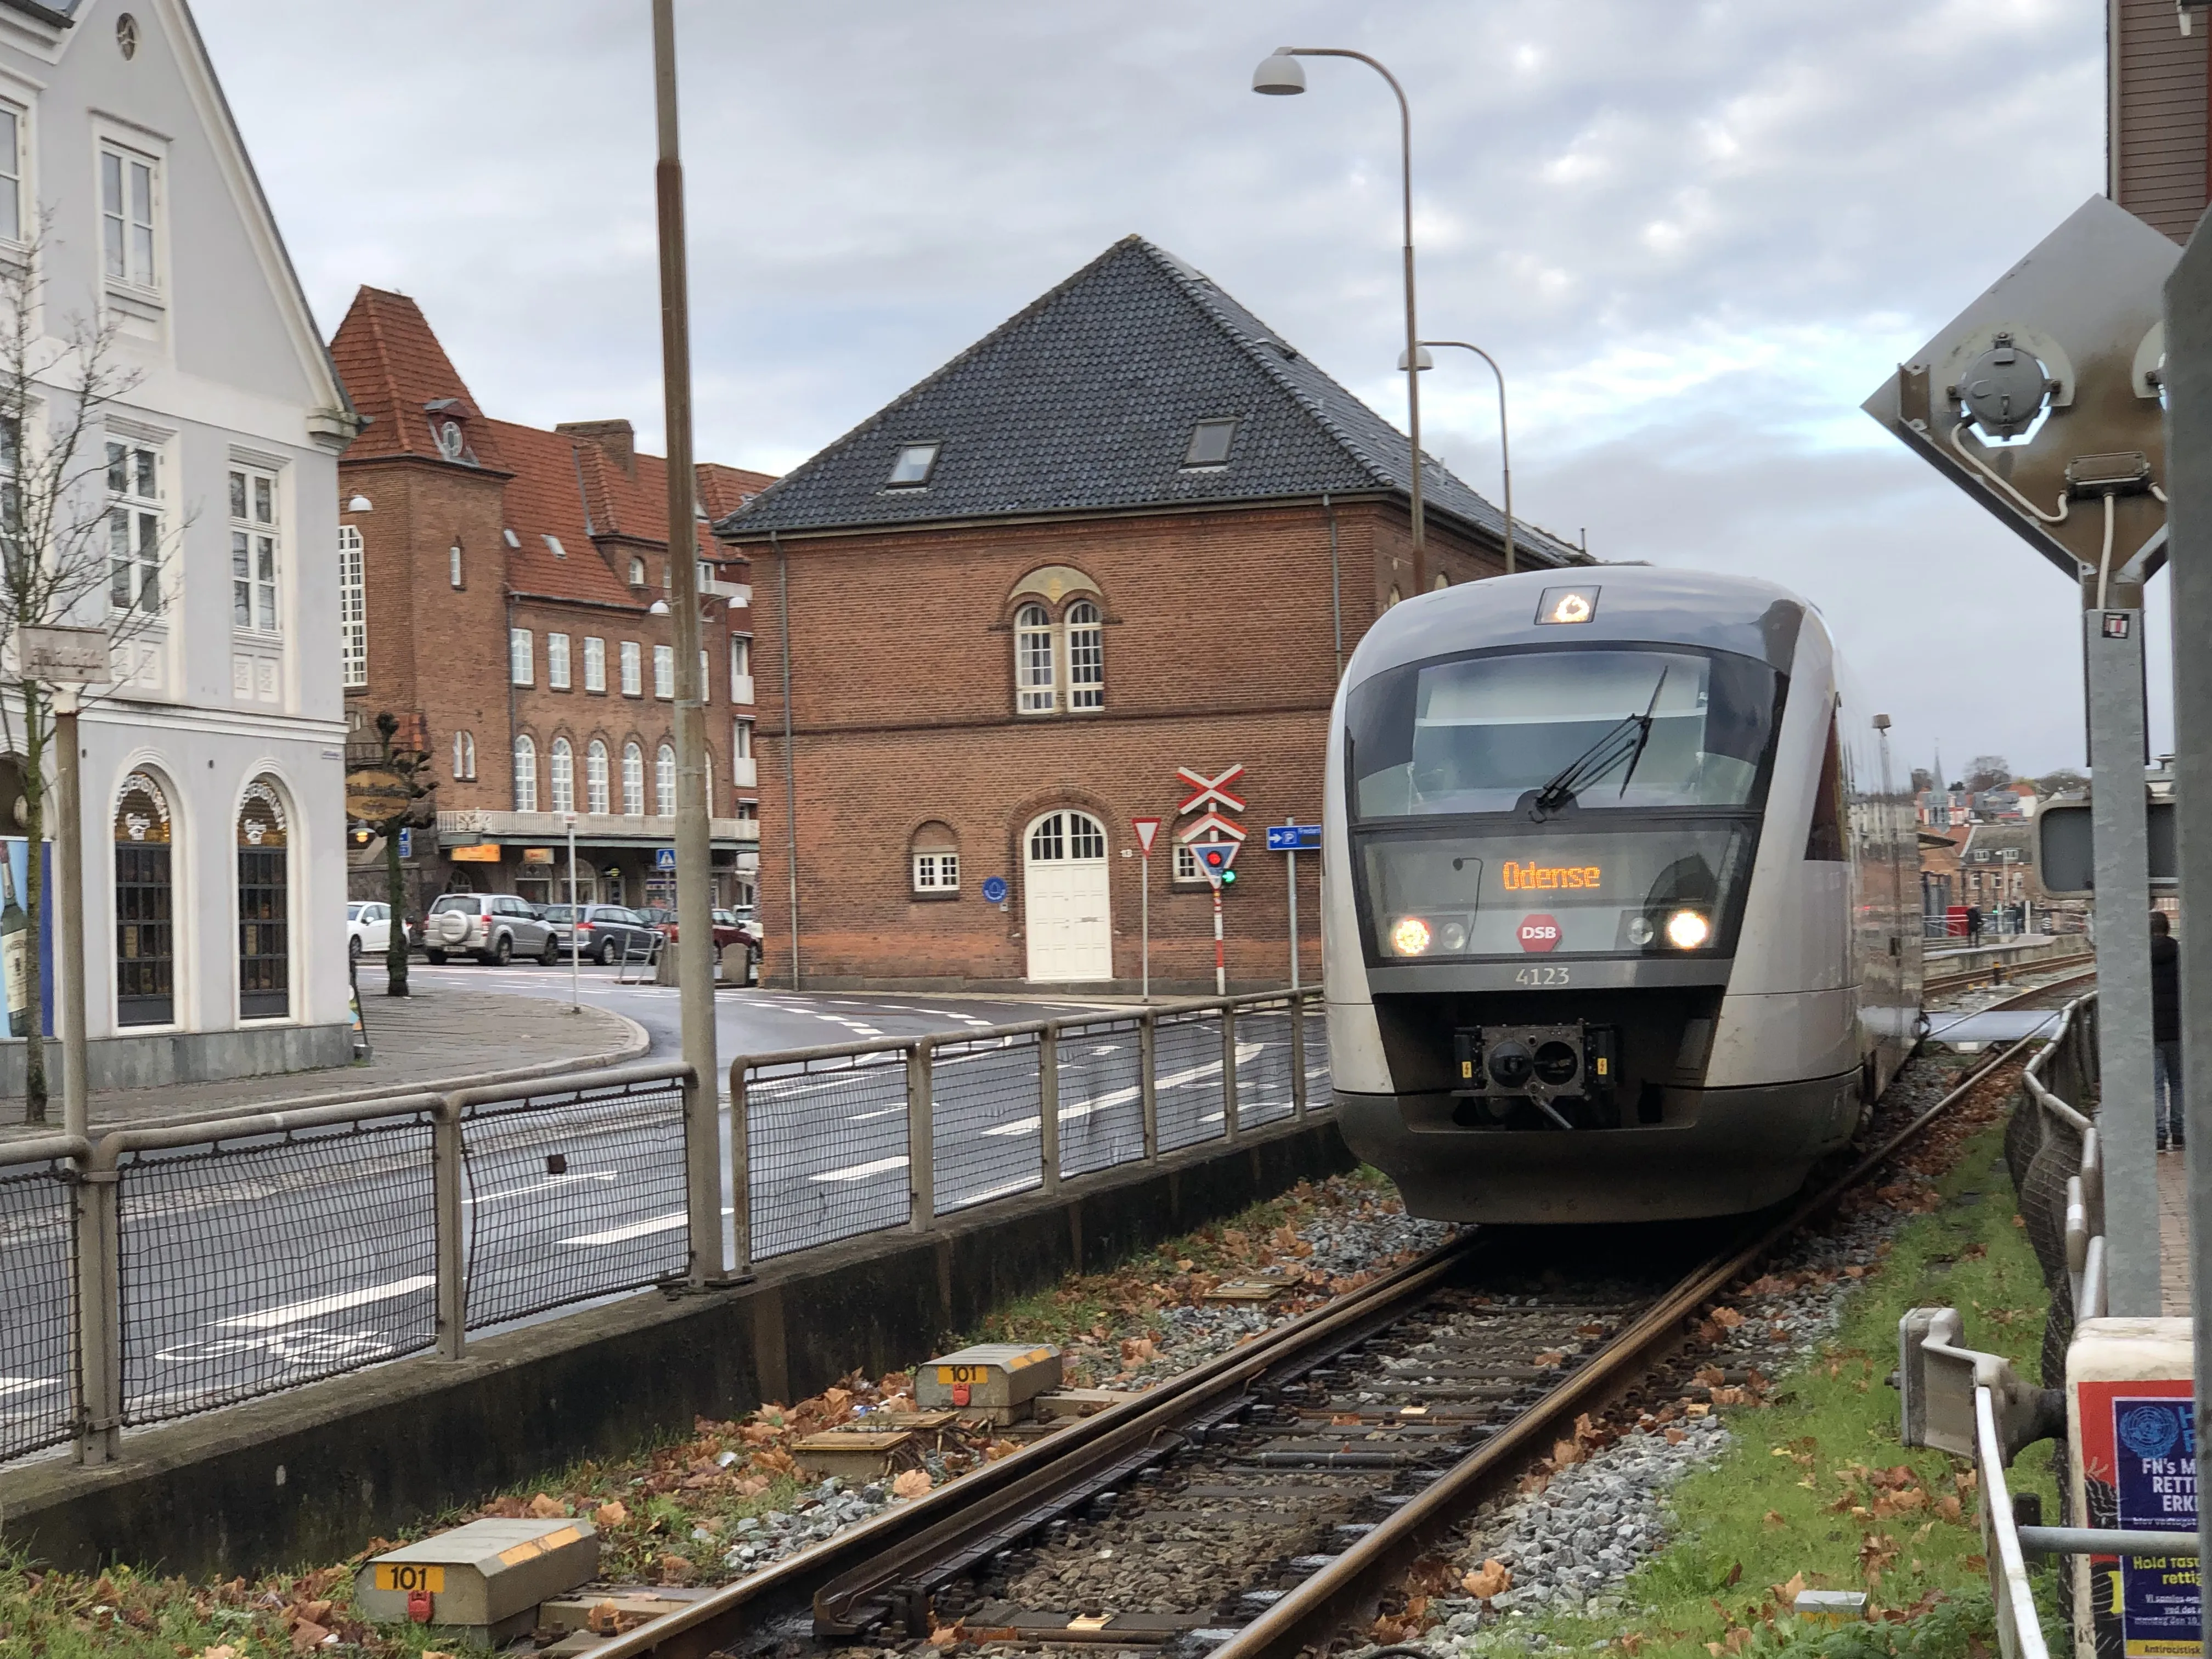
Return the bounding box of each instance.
[1183,417,1238,468]
[436,419,464,460]
[886,442,940,488]
[424,398,473,465]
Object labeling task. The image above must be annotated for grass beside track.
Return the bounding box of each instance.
[1462,1117,2059,1659]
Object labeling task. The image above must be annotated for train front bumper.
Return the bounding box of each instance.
[1336,1074,1858,1223]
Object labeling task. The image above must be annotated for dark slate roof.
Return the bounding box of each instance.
[716,234,1582,565]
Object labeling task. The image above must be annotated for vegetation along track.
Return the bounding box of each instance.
[584,974,2089,1659]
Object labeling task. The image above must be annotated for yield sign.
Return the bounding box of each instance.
[1131,816,1161,856]
[1177,764,1246,816]
[1177,810,1246,844]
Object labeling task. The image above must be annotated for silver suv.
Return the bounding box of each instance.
[424,894,559,966]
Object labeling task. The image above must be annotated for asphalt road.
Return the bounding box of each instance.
[0,967,1328,1455]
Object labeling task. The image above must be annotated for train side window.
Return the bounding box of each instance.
[1805,717,1846,861]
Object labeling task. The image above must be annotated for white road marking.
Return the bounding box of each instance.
[217,1276,438,1331]
[467,1170,618,1206]
[983,1042,1262,1137]
[561,1212,686,1246]
[0,1375,61,1397]
[810,1155,909,1183]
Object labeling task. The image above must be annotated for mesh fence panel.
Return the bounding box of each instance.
[1302,1003,1332,1104]
[1056,1017,1147,1178]
[1234,1002,1298,1128]
[0,1159,77,1460]
[746,1051,910,1261]
[1155,1010,1228,1151]
[117,1113,435,1425]
[934,1033,1045,1215]
[464,1076,689,1329]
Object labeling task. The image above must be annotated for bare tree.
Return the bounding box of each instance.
[1909,766,1935,794]
[0,222,177,1122]
[2038,766,2090,797]
[1963,754,2014,794]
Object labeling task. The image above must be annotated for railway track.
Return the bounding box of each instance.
[1922,949,2094,999]
[578,978,2085,1659]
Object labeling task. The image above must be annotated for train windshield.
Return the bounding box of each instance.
[1347,646,1784,820]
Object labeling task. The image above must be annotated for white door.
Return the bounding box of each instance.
[1024,810,1112,981]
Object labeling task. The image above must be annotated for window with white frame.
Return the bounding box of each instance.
[338,526,367,688]
[653,644,674,699]
[622,741,644,815]
[656,742,676,816]
[700,648,711,703]
[729,635,752,699]
[550,737,574,814]
[620,640,641,696]
[911,823,960,894]
[1175,842,1201,882]
[509,627,533,686]
[1015,602,1055,714]
[449,544,464,589]
[628,556,646,587]
[0,415,21,584]
[100,143,157,290]
[106,439,160,614]
[1013,597,1106,715]
[229,466,279,634]
[731,718,753,760]
[586,739,610,813]
[513,733,537,812]
[1066,601,1103,710]
[548,633,571,690]
[0,105,23,245]
[453,729,477,781]
[583,636,606,693]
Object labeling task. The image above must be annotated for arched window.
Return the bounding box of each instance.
[514,733,538,812]
[1431,573,1450,591]
[1028,810,1107,862]
[114,770,173,1027]
[236,777,289,1019]
[622,741,644,816]
[586,740,610,814]
[550,737,574,815]
[1387,585,1403,608]
[1065,601,1103,711]
[911,821,960,893]
[1015,602,1056,714]
[656,743,676,817]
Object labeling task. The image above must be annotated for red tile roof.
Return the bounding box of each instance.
[330,286,776,605]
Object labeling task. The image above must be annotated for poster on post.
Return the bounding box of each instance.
[2079,1376,2201,1657]
[0,837,55,1041]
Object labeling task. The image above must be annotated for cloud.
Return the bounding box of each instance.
[192,0,2123,769]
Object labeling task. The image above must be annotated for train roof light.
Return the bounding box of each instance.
[1537,585,1599,625]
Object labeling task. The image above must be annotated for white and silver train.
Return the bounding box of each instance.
[1321,566,1922,1223]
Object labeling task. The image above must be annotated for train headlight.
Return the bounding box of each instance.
[1664,909,1711,950]
[1391,916,1432,956]
[1626,917,1655,946]
[1439,920,1467,953]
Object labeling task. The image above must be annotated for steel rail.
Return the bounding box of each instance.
[1204,984,2079,1659]
[1923,950,2094,997]
[579,1235,1482,1659]
[575,975,2079,1659]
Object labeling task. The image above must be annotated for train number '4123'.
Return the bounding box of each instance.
[1514,966,1571,987]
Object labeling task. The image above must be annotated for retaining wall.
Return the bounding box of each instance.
[0,1115,1353,1578]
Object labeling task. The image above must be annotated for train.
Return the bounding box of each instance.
[1321,566,1922,1223]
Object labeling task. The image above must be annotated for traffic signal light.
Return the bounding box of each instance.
[1193,840,1239,888]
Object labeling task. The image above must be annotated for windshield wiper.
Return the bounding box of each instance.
[1528,668,1671,817]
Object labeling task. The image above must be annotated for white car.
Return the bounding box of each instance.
[346,901,410,963]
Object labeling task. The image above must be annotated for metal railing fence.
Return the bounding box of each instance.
[3,987,1327,1467]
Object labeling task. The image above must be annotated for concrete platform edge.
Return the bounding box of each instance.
[0,1115,1354,1578]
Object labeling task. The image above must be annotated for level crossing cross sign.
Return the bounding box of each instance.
[1176,764,1246,817]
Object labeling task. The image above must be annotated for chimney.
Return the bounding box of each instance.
[557,419,635,472]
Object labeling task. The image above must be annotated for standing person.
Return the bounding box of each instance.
[1966,904,1983,946]
[2152,911,2183,1150]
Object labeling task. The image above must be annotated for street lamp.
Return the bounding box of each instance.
[1416,339,1514,574]
[1252,46,1426,584]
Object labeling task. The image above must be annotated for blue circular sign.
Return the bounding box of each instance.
[981,876,1009,904]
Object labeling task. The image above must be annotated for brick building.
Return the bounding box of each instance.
[718,236,1585,991]
[329,289,770,915]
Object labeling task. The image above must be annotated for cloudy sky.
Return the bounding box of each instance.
[194,0,2136,780]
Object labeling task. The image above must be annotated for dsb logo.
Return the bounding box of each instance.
[1518,914,1561,953]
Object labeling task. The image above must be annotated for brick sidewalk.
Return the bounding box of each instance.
[2160,1148,2191,1314]
[0,984,647,1147]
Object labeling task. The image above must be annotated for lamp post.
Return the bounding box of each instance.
[1417,340,1514,575]
[1252,47,1426,585]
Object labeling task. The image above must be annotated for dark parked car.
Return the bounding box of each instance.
[541,904,663,966]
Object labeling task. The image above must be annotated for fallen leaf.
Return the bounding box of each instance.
[1711,1307,1746,1329]
[595,1499,630,1528]
[893,1468,933,1498]
[1533,1350,1567,1368]
[287,1623,332,1654]
[587,1600,623,1636]
[1763,1511,1786,1528]
[1773,1572,1806,1605]
[1725,1561,1744,1587]
[1463,1559,1512,1599]
[1553,1438,1584,1467]
[527,1493,568,1519]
